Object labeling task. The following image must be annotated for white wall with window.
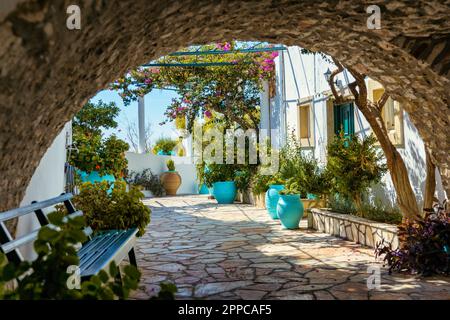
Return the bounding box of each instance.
[266,45,447,208]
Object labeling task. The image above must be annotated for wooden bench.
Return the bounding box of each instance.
[0,193,138,280]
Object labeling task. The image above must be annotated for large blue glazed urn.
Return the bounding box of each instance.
[265,184,285,219]
[276,194,304,229]
[212,181,237,204]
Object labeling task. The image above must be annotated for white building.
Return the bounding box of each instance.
[261,46,447,208]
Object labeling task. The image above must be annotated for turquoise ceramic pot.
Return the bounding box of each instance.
[199,183,209,194]
[265,184,285,219]
[212,181,237,204]
[78,170,115,193]
[307,193,318,200]
[276,194,304,229]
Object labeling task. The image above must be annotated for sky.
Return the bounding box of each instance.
[89,88,180,149]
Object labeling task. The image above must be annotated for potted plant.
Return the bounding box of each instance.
[277,180,304,229]
[152,137,178,155]
[160,159,182,195]
[203,163,236,204]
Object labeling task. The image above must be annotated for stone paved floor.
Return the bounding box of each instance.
[130,195,450,300]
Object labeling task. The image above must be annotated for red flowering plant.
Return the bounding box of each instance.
[111,41,278,133]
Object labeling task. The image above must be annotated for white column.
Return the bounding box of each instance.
[138,95,146,153]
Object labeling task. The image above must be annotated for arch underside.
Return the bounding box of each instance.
[0,0,449,210]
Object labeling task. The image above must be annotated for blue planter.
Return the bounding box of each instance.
[265,184,285,219]
[78,170,116,193]
[212,181,237,204]
[307,193,318,200]
[199,183,209,194]
[277,194,304,229]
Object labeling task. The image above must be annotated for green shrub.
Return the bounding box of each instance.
[279,131,330,198]
[70,181,151,236]
[202,163,236,187]
[360,200,402,224]
[70,133,129,178]
[126,169,165,197]
[0,212,140,300]
[327,132,387,215]
[166,159,175,171]
[152,137,177,155]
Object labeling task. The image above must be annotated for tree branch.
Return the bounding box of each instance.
[329,58,345,104]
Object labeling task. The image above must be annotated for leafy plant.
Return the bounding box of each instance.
[126,169,165,197]
[69,181,151,236]
[0,211,140,299]
[70,133,129,178]
[375,207,450,276]
[279,179,301,195]
[202,163,236,187]
[251,172,284,195]
[73,100,120,136]
[279,131,330,198]
[152,137,178,155]
[150,282,178,300]
[327,132,387,215]
[166,159,175,171]
[112,41,277,133]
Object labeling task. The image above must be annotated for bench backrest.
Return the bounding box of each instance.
[0,193,92,263]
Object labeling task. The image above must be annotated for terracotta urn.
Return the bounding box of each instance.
[160,171,182,196]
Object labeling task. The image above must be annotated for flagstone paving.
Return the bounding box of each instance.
[130,195,450,300]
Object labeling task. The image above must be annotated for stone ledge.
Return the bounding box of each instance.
[308,208,399,249]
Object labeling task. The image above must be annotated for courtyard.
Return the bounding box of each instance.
[131,195,450,300]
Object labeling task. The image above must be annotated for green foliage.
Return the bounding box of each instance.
[279,179,301,195]
[73,100,120,136]
[166,159,175,171]
[70,133,129,178]
[327,132,387,214]
[111,41,276,132]
[152,137,178,155]
[150,282,178,300]
[251,172,284,195]
[375,207,450,276]
[0,212,140,300]
[328,194,402,224]
[279,132,330,198]
[126,169,165,197]
[202,163,236,187]
[70,181,151,236]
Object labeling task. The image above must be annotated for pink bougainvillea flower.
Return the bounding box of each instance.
[263,58,274,64]
[144,78,152,85]
[270,51,279,58]
[149,67,160,74]
[223,42,231,51]
[204,110,212,118]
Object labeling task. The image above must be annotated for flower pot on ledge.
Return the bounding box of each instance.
[160,171,182,195]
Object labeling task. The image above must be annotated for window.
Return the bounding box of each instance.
[297,103,314,147]
[299,104,310,138]
[372,87,404,147]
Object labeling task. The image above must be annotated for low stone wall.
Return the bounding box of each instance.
[308,209,399,249]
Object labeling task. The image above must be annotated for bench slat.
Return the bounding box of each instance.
[79,228,138,278]
[79,231,125,269]
[0,193,73,222]
[1,230,40,254]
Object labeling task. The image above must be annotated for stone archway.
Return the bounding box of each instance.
[0,0,449,211]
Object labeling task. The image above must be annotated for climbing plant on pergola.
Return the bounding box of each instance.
[111,41,279,133]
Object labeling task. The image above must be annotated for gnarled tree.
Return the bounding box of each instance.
[328,58,420,220]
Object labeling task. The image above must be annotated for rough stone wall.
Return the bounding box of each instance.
[0,0,449,211]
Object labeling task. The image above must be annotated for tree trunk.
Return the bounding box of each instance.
[423,148,436,211]
[356,103,420,219]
